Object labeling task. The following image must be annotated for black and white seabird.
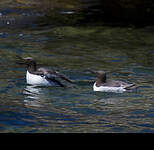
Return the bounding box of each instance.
[22,57,73,87]
[93,71,136,93]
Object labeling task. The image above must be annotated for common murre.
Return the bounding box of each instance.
[21,57,73,87]
[93,71,136,93]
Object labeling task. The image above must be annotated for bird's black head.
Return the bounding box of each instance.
[23,57,35,64]
[91,70,106,83]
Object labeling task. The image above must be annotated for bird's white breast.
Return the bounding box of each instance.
[26,71,54,86]
[93,82,126,93]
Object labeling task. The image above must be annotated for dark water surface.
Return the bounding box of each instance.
[0,24,154,133]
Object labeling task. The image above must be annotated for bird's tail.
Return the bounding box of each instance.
[124,84,136,90]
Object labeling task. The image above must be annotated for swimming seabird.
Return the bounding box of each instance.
[92,71,136,93]
[22,57,73,87]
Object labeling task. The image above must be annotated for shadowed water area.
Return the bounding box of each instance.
[0,2,154,133]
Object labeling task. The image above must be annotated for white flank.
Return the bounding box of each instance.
[93,82,126,93]
[26,71,56,86]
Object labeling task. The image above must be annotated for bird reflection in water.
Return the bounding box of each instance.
[23,85,45,107]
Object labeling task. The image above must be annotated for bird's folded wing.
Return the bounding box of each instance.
[33,71,58,80]
[36,68,73,86]
[124,84,136,89]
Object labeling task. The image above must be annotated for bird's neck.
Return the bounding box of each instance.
[27,63,37,73]
[96,77,106,87]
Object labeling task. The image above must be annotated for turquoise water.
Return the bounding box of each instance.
[0,24,154,133]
